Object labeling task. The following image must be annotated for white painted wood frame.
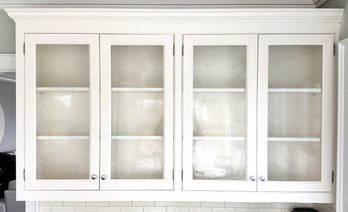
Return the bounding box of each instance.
[24,34,100,190]
[258,34,334,192]
[100,34,174,190]
[336,38,348,212]
[183,35,258,191]
[7,8,342,202]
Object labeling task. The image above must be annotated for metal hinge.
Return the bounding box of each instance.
[172,170,174,180]
[181,170,183,181]
[23,169,25,181]
[173,44,175,55]
[182,45,184,56]
[334,43,336,56]
[332,171,335,183]
[23,43,25,55]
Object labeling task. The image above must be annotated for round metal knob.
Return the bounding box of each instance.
[259,176,266,181]
[249,176,256,181]
[91,175,97,180]
[101,175,107,180]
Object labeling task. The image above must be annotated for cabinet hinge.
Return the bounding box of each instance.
[172,170,174,180]
[334,43,336,56]
[23,169,25,181]
[173,44,175,55]
[332,171,335,183]
[182,45,184,56]
[23,43,25,55]
[181,170,183,181]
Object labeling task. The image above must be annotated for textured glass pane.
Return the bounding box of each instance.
[193,140,246,180]
[112,92,163,136]
[268,141,321,181]
[111,46,163,87]
[36,92,89,136]
[268,93,321,137]
[36,45,89,87]
[37,139,89,179]
[269,45,322,88]
[193,46,246,88]
[111,140,163,179]
[193,93,245,136]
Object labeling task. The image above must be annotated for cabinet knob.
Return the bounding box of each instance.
[101,175,107,180]
[91,175,97,180]
[249,176,256,181]
[259,176,266,181]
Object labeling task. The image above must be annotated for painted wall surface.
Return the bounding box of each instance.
[341,0,348,38]
[0,80,15,152]
[0,9,15,54]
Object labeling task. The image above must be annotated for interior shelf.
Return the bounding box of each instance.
[36,136,89,140]
[111,136,162,140]
[193,88,246,93]
[37,87,90,92]
[193,136,245,141]
[268,88,321,93]
[111,88,163,92]
[268,137,321,142]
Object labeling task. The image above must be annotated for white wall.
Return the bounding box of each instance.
[0,9,15,54]
[341,0,348,39]
[0,80,16,152]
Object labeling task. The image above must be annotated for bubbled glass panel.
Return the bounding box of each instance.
[193,140,246,180]
[111,139,163,179]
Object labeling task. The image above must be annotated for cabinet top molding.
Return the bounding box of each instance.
[5,8,343,23]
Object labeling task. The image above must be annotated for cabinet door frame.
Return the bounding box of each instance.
[182,35,258,191]
[24,34,100,190]
[100,34,174,190]
[257,34,333,192]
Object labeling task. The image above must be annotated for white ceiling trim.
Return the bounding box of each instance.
[5,8,343,23]
[0,0,331,9]
[0,0,318,5]
[0,54,15,72]
[0,4,318,9]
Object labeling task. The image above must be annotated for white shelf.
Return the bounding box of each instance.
[111,136,163,140]
[112,88,163,92]
[193,88,246,93]
[193,136,245,141]
[36,136,89,140]
[268,88,321,93]
[37,87,89,92]
[268,137,321,142]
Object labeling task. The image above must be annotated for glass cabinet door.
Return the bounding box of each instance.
[24,34,100,190]
[100,35,173,190]
[258,35,333,192]
[183,35,257,191]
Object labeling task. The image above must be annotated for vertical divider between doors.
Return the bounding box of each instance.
[99,35,112,190]
[98,34,102,190]
[174,34,184,192]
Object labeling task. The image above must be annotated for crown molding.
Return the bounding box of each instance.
[5,8,344,23]
[0,54,15,72]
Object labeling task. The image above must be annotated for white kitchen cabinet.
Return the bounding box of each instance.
[182,35,257,191]
[182,34,333,193]
[6,8,343,202]
[24,33,174,191]
[24,34,100,190]
[257,35,334,192]
[99,35,174,190]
